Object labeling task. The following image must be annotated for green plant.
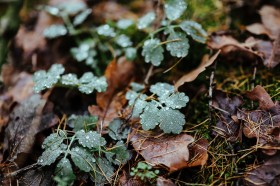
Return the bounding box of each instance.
[126,82,189,134]
[33,64,107,94]
[130,162,159,181]
[37,115,130,185]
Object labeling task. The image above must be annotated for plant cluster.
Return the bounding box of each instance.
[37,115,130,185]
[130,162,159,181]
[32,0,207,184]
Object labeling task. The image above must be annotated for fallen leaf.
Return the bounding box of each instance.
[238,86,280,155]
[157,176,176,186]
[207,33,260,63]
[249,35,280,68]
[174,50,220,91]
[92,1,137,24]
[3,94,58,167]
[246,23,273,38]
[130,131,208,172]
[212,90,243,142]
[259,6,280,37]
[246,85,274,110]
[244,154,280,186]
[89,57,135,128]
[118,170,143,186]
[0,71,35,132]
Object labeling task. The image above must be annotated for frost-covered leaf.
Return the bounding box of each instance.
[97,24,116,37]
[73,8,91,26]
[130,82,145,92]
[158,108,185,134]
[78,72,107,94]
[117,19,134,29]
[44,24,67,39]
[116,34,132,48]
[55,158,76,184]
[125,90,140,105]
[166,31,189,57]
[76,130,106,149]
[37,148,63,166]
[71,40,96,62]
[108,119,130,141]
[106,141,130,165]
[142,38,164,66]
[43,5,60,16]
[159,92,189,109]
[42,131,65,149]
[150,82,174,96]
[137,12,156,29]
[57,2,86,15]
[125,47,137,61]
[61,74,79,86]
[164,0,187,21]
[68,115,98,131]
[91,157,114,185]
[140,104,160,130]
[132,98,148,117]
[33,64,65,93]
[179,21,207,43]
[70,146,95,172]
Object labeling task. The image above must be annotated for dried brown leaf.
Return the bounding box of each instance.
[246,23,273,38]
[246,85,275,110]
[130,132,208,172]
[259,6,280,37]
[212,90,243,142]
[174,50,220,91]
[244,154,280,186]
[89,57,135,128]
[157,176,176,186]
[239,86,280,155]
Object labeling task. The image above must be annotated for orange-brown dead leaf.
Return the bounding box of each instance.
[89,57,135,129]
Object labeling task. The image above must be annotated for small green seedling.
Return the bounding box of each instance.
[130,162,159,181]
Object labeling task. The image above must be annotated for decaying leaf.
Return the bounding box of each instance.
[89,57,135,128]
[130,131,208,172]
[157,176,176,186]
[259,6,280,37]
[207,33,259,59]
[212,90,243,142]
[174,50,220,90]
[238,86,280,155]
[3,94,58,167]
[244,154,280,186]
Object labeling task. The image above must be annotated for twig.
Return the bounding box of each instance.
[251,61,257,107]
[144,65,154,85]
[1,163,38,180]
[208,56,218,125]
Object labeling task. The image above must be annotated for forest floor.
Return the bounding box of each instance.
[0,0,280,185]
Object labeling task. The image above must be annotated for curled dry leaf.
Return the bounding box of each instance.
[238,86,280,155]
[244,154,280,186]
[248,34,280,68]
[174,50,220,91]
[89,57,135,128]
[130,132,208,172]
[246,23,273,38]
[207,33,260,63]
[212,90,243,142]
